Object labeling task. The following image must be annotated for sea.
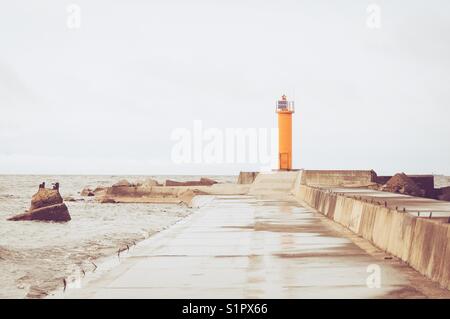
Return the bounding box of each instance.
[0,174,236,298]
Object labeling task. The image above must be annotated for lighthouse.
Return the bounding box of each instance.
[276,95,295,170]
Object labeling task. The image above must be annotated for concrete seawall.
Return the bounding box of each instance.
[299,170,377,187]
[294,184,450,290]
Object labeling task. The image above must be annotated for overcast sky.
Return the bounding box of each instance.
[1,0,449,175]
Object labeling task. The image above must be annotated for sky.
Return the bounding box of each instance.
[1,0,449,175]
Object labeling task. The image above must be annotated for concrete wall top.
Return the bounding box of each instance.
[301,170,377,187]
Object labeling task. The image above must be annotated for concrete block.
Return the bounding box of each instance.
[371,207,394,251]
[386,212,416,262]
[409,219,449,284]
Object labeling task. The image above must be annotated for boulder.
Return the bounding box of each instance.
[100,198,116,204]
[8,185,71,222]
[81,186,107,197]
[80,187,95,197]
[93,186,107,197]
[199,178,218,186]
[106,184,138,197]
[113,179,132,187]
[63,196,77,202]
[165,178,218,187]
[140,178,161,187]
[382,173,425,197]
[30,187,63,210]
[165,180,189,186]
[8,203,71,222]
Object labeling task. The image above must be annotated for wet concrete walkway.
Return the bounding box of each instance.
[60,195,449,298]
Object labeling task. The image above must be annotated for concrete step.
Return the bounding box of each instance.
[249,171,299,195]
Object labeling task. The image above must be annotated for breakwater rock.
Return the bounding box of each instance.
[8,184,71,222]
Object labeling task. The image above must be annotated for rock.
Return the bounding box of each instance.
[113,179,132,187]
[136,178,159,188]
[106,183,138,197]
[140,178,161,187]
[81,186,107,197]
[93,186,107,197]
[8,203,71,222]
[165,178,218,187]
[199,178,218,186]
[100,198,116,204]
[382,173,425,197]
[80,187,95,197]
[63,196,77,202]
[8,185,71,222]
[93,186,106,193]
[30,188,63,211]
[165,180,188,186]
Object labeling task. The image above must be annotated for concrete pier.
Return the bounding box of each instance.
[59,189,450,298]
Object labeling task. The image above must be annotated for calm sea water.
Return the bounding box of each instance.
[0,175,236,298]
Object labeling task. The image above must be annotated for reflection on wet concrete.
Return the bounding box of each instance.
[58,194,450,299]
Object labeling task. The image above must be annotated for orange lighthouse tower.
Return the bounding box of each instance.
[276,95,295,170]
